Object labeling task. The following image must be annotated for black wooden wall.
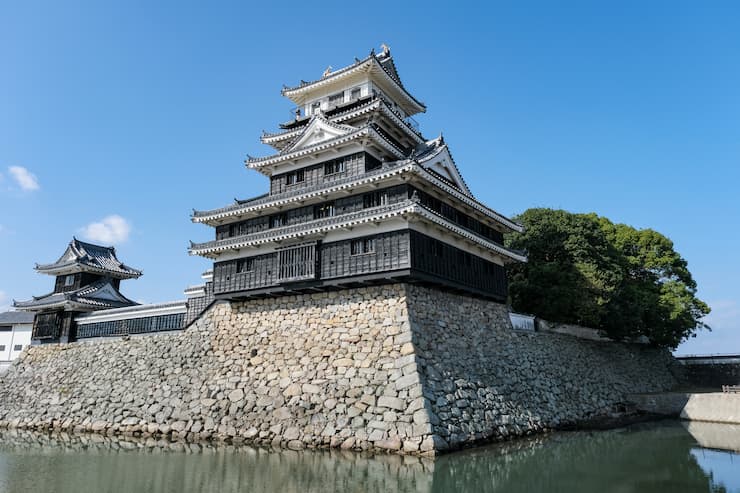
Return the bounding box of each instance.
[409,231,507,300]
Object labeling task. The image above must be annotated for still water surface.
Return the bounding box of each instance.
[0,420,737,493]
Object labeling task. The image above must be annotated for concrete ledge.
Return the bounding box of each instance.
[629,392,740,425]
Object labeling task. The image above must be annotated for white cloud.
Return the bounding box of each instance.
[79,215,132,244]
[8,166,39,191]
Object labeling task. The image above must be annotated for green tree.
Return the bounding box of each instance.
[506,208,710,348]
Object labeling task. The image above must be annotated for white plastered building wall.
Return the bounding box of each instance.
[0,318,32,373]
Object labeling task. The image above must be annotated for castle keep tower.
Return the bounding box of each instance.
[190,46,525,300]
[14,238,141,343]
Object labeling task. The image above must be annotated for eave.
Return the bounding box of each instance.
[193,161,523,234]
[261,98,424,150]
[34,262,142,280]
[194,161,415,224]
[246,125,407,173]
[14,298,129,312]
[281,54,426,117]
[189,200,526,264]
[74,301,187,325]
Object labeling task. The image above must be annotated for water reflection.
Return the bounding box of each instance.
[0,421,736,493]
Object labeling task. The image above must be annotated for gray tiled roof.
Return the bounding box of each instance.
[14,278,138,311]
[0,311,34,324]
[281,50,426,112]
[35,238,142,279]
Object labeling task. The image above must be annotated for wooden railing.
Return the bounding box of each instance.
[277,243,317,283]
[722,385,740,393]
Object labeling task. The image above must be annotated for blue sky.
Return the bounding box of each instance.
[1,1,738,354]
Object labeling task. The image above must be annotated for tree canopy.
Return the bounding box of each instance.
[505,208,710,348]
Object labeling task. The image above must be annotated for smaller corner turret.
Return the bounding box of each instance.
[14,238,141,344]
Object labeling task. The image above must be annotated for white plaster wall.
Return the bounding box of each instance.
[0,323,32,371]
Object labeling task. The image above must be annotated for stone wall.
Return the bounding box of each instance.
[406,285,677,450]
[0,284,678,454]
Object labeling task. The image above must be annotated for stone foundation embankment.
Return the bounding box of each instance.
[0,284,677,454]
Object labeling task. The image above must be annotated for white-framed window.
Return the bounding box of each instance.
[313,203,335,219]
[324,158,346,175]
[350,87,361,101]
[64,275,75,287]
[328,92,344,106]
[13,345,22,352]
[285,169,305,185]
[363,191,388,209]
[236,258,254,273]
[269,214,287,228]
[351,239,375,256]
[0,345,5,351]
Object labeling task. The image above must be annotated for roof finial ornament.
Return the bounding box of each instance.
[380,43,391,57]
[322,66,332,78]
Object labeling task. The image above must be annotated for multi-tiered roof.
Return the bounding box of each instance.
[34,238,142,279]
[190,46,525,300]
[15,238,140,312]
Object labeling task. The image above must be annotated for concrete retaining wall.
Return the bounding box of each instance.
[629,392,740,425]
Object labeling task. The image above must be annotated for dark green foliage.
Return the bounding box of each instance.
[506,208,710,348]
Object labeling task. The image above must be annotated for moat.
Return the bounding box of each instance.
[0,420,737,493]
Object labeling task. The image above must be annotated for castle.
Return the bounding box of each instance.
[1,47,677,455]
[190,44,526,301]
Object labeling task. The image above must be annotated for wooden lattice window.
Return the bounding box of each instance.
[277,243,316,283]
[33,312,61,340]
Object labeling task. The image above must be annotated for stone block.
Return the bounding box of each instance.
[228,389,244,403]
[377,396,406,411]
[396,373,420,390]
[302,384,320,394]
[375,437,402,450]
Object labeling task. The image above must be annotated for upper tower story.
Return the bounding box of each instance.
[249,45,427,179]
[282,44,425,120]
